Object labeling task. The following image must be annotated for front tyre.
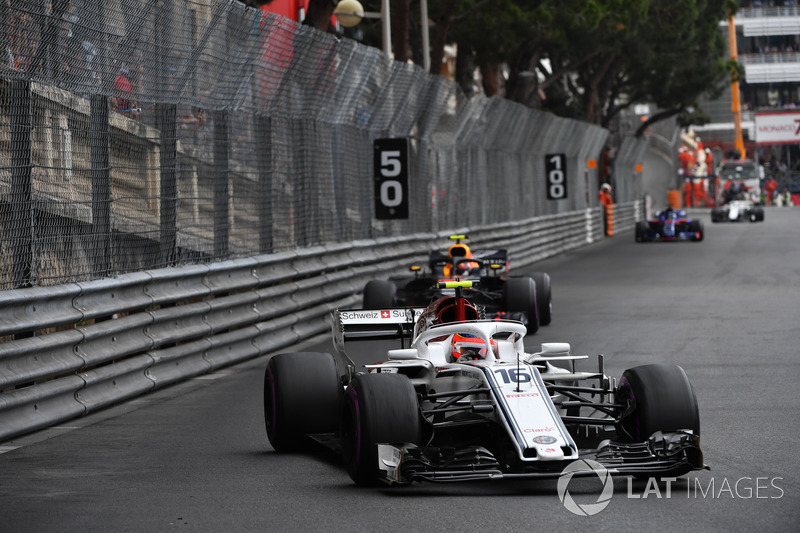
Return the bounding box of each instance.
[341,373,421,486]
[264,352,342,453]
[635,221,649,242]
[616,363,700,443]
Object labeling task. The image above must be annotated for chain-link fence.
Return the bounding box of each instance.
[0,0,615,290]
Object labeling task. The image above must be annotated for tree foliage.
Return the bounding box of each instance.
[445,0,740,133]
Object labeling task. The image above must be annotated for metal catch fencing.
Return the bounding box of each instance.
[0,0,639,291]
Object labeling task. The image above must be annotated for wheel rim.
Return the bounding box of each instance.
[617,377,641,441]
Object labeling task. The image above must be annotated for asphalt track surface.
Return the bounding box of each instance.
[1,208,799,532]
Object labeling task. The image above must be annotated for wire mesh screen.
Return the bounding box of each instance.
[0,0,610,289]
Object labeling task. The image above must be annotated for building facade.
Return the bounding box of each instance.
[696,2,800,193]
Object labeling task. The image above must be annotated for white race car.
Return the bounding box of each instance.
[264,281,706,485]
[711,200,765,223]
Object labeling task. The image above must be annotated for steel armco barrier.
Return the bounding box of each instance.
[0,204,638,442]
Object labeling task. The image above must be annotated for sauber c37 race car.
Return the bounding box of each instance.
[264,281,706,486]
[362,235,551,334]
[710,200,764,223]
[635,208,704,242]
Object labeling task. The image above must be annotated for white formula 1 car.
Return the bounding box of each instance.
[711,200,764,223]
[264,281,706,485]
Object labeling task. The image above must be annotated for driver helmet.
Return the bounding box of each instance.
[449,333,496,362]
[448,243,472,259]
[444,243,477,276]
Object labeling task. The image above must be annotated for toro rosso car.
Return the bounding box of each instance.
[264,281,706,486]
[363,235,551,334]
[635,208,704,242]
[710,200,764,223]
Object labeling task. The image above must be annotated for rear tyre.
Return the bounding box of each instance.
[531,272,552,326]
[635,221,649,242]
[689,219,704,241]
[264,352,342,453]
[616,363,700,443]
[504,276,539,334]
[341,373,421,486]
[363,280,397,308]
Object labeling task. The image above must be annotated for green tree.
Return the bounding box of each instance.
[449,0,546,96]
[447,0,739,133]
[622,0,741,136]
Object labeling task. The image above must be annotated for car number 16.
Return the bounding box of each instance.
[494,368,532,383]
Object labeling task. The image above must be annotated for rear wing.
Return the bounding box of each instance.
[428,249,509,275]
[332,308,424,354]
[429,249,508,263]
[474,249,509,263]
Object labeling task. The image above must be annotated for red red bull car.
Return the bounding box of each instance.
[636,208,704,242]
[362,235,551,334]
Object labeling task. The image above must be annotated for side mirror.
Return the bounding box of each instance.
[388,349,418,360]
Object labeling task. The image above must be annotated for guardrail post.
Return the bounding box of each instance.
[158,104,178,266]
[256,115,273,252]
[213,109,230,259]
[10,80,33,289]
[90,94,112,277]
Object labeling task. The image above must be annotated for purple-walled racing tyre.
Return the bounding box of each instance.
[341,373,420,485]
[264,352,341,453]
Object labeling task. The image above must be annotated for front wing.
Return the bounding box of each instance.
[377,430,706,484]
[643,222,697,241]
